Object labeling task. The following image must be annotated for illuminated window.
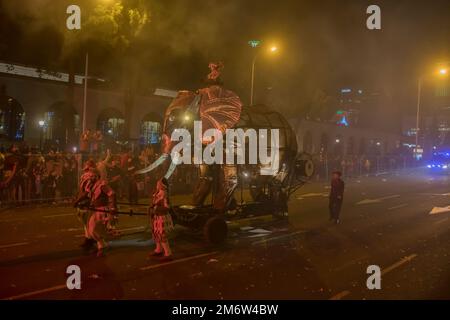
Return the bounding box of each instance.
[141,121,160,144]
[0,95,25,141]
[140,113,162,145]
[42,102,79,147]
[43,111,59,141]
[97,108,125,140]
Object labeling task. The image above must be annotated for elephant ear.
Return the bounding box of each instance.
[198,85,243,135]
[163,90,196,133]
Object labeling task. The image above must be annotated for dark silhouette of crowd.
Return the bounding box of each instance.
[0,143,196,207]
[0,144,78,206]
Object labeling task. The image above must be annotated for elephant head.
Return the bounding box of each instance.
[136,84,243,180]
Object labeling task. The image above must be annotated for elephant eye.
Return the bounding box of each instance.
[169,115,175,122]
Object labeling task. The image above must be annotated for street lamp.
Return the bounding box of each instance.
[250,44,278,106]
[82,52,88,134]
[415,65,449,159]
[82,0,113,135]
[38,120,45,151]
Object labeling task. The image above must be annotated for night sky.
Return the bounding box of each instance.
[0,0,449,131]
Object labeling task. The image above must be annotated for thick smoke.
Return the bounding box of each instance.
[1,0,449,131]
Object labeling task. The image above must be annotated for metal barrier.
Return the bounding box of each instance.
[311,155,416,180]
[0,152,81,207]
[0,152,197,207]
[0,152,418,207]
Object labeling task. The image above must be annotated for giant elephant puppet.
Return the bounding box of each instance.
[136,63,301,213]
[136,69,244,212]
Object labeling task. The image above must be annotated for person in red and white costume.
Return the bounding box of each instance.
[86,169,117,257]
[148,178,174,261]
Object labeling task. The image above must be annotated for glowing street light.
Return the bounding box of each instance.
[250,44,279,105]
[439,68,448,75]
[38,120,45,151]
[248,40,262,48]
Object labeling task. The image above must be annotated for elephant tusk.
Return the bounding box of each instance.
[135,153,169,174]
[163,152,183,179]
[164,161,178,180]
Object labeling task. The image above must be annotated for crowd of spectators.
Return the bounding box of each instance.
[0,144,78,206]
[0,139,415,207]
[0,142,198,207]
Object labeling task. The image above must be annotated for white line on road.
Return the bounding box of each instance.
[387,204,408,211]
[328,254,418,300]
[252,230,306,246]
[75,226,147,238]
[60,228,83,233]
[374,195,400,201]
[429,206,450,215]
[7,252,219,299]
[381,254,418,276]
[329,290,350,300]
[0,242,29,249]
[5,284,67,300]
[297,193,328,198]
[43,213,74,218]
[434,217,449,225]
[117,226,146,233]
[356,195,400,205]
[140,251,218,271]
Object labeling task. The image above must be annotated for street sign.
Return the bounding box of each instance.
[248,40,262,48]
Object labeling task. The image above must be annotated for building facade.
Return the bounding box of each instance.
[292,118,408,157]
[0,61,170,151]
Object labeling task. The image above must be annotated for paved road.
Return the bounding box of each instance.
[0,168,449,299]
